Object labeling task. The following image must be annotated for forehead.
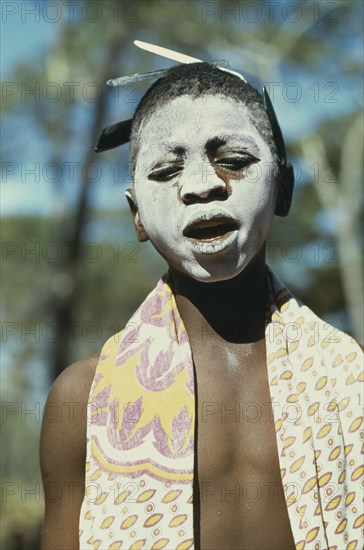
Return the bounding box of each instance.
[136,94,265,156]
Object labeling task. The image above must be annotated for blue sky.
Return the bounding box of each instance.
[1,3,59,75]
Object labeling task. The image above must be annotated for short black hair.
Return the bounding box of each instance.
[129,62,279,175]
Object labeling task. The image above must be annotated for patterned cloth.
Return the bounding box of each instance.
[79,269,363,550]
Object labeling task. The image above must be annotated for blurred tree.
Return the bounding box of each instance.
[300,113,363,341]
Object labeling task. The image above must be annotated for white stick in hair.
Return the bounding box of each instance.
[134,40,246,82]
[134,40,202,64]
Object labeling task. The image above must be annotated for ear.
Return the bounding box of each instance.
[275,163,294,217]
[125,188,149,242]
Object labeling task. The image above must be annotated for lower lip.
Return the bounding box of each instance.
[185,229,238,255]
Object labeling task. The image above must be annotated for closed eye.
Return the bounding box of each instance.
[148,165,183,182]
[215,155,259,171]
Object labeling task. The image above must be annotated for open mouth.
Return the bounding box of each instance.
[183,218,238,242]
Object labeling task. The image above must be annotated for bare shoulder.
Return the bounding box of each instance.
[40,352,100,473]
[47,352,100,405]
[40,353,100,549]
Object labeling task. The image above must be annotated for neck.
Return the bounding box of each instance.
[170,249,268,344]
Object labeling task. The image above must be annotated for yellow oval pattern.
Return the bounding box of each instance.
[162,490,182,503]
[349,417,363,433]
[302,476,317,494]
[176,540,194,550]
[303,426,312,443]
[95,492,108,505]
[346,374,356,385]
[151,539,170,550]
[338,397,350,411]
[307,402,319,416]
[344,444,354,456]
[290,455,305,473]
[335,518,347,534]
[143,514,163,528]
[286,491,297,505]
[306,526,319,543]
[275,417,284,432]
[115,491,131,504]
[307,335,316,347]
[345,492,355,507]
[169,514,187,527]
[108,542,122,550]
[137,489,156,503]
[100,516,114,529]
[301,357,314,371]
[333,354,343,367]
[276,348,287,359]
[318,472,332,487]
[120,515,138,529]
[314,503,321,516]
[328,446,341,461]
[353,514,364,528]
[338,470,346,484]
[290,340,299,352]
[130,541,146,550]
[327,399,337,412]
[283,436,295,449]
[351,464,364,481]
[317,424,331,439]
[325,495,341,511]
[280,370,293,380]
[315,376,327,390]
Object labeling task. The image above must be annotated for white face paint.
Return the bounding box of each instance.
[133,94,278,282]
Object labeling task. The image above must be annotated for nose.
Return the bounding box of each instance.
[179,161,228,204]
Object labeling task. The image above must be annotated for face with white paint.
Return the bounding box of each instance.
[128,94,282,282]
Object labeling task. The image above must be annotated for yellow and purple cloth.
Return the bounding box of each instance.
[79,269,363,550]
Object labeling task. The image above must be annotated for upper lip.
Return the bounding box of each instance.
[182,209,239,237]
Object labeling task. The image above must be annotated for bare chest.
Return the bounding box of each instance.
[192,341,296,550]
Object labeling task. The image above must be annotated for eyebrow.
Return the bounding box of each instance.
[205,134,259,151]
[146,134,259,155]
[140,142,186,159]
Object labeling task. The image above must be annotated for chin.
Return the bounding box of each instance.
[180,259,246,284]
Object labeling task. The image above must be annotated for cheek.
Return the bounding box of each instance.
[253,189,276,230]
[235,182,275,218]
[232,180,276,244]
[137,189,180,243]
